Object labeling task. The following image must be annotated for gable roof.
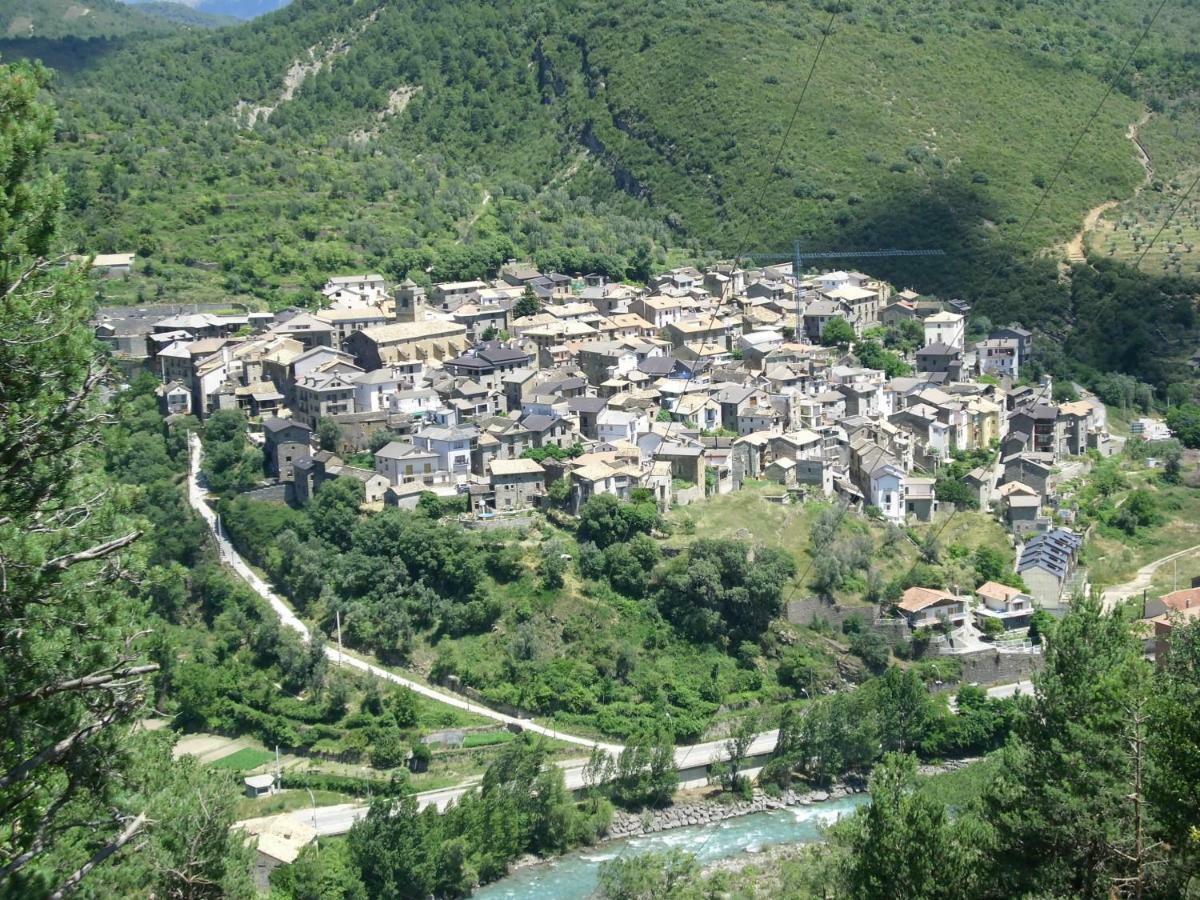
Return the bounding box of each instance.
[977,581,1025,603]
[916,342,959,357]
[489,458,546,477]
[262,416,310,435]
[897,586,960,613]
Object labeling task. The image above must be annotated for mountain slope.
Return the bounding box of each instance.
[131,2,237,28]
[124,0,289,21]
[2,0,179,38]
[20,0,1200,382]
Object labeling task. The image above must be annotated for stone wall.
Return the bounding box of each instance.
[463,514,537,531]
[440,675,532,720]
[786,598,910,642]
[238,483,290,503]
[673,484,705,507]
[940,647,1044,689]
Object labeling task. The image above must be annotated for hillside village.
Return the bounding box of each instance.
[96,261,1141,635]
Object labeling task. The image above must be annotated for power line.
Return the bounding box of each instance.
[1134,169,1200,268]
[650,11,838,459]
[974,0,1168,299]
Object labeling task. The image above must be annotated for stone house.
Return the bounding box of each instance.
[262,417,312,482]
[488,458,546,510]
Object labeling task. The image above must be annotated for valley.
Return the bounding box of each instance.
[2,1,1200,898]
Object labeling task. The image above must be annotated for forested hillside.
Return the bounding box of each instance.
[1,0,188,38]
[167,0,289,19]
[8,0,1195,390]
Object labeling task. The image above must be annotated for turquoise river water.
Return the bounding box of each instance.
[475,795,867,899]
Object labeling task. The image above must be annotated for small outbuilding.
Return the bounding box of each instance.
[243,773,276,798]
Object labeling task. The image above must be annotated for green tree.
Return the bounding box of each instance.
[1161,443,1183,485]
[884,318,925,353]
[765,694,879,788]
[855,339,913,377]
[310,476,364,549]
[597,850,698,900]
[271,840,367,900]
[1165,403,1200,448]
[0,58,167,894]
[838,753,981,900]
[317,418,342,452]
[1147,619,1200,889]
[201,409,260,494]
[981,595,1148,898]
[540,541,567,589]
[371,726,410,770]
[513,284,541,319]
[713,714,758,797]
[1113,489,1161,535]
[138,753,255,899]
[577,494,662,549]
[868,667,935,754]
[610,731,678,809]
[819,316,856,348]
[654,540,795,644]
[972,546,1015,586]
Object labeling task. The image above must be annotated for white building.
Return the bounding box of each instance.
[976,338,1020,380]
[412,425,477,481]
[923,311,965,352]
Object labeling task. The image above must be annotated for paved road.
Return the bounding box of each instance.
[985,680,1034,700]
[193,435,1022,838]
[188,435,622,754]
[284,730,785,838]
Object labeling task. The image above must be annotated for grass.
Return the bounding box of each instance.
[916,758,1003,816]
[461,731,516,749]
[668,486,895,605]
[912,509,1012,558]
[1080,459,1200,590]
[1147,547,1200,597]
[208,747,275,772]
[235,788,352,821]
[669,487,1012,604]
[1091,107,1200,276]
[918,756,1000,811]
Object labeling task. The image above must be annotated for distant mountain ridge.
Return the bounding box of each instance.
[123,0,289,20]
[1,0,234,38]
[2,0,176,38]
[12,0,1200,388]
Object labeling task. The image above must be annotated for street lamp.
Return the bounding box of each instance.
[306,788,319,853]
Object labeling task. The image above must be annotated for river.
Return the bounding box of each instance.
[475,796,867,899]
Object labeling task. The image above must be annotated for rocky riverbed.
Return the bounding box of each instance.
[603,778,868,841]
[604,756,978,842]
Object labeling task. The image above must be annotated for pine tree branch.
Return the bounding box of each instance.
[41,531,142,573]
[0,711,119,792]
[48,812,146,900]
[0,664,158,711]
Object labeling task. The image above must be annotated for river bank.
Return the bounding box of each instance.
[603,778,866,842]
[506,756,979,878]
[604,755,978,842]
[481,796,867,899]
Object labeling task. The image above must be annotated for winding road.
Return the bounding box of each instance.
[189,435,1026,836]
[188,434,622,754]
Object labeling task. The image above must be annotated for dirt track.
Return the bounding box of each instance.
[1062,110,1154,263]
